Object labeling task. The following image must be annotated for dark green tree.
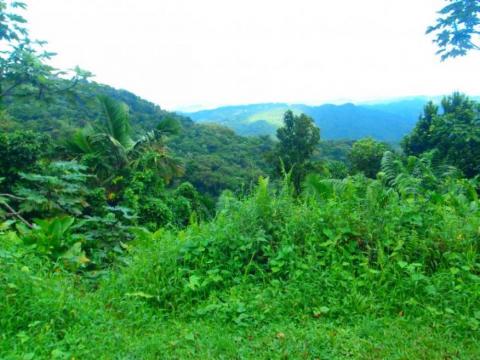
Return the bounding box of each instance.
[402,93,480,177]
[348,137,390,178]
[428,0,480,60]
[402,101,439,156]
[274,110,320,191]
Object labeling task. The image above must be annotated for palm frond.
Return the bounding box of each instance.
[98,95,134,149]
[65,127,95,155]
[131,149,184,183]
[90,133,129,170]
[157,116,181,136]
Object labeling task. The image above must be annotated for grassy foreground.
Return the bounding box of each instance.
[2,176,480,359]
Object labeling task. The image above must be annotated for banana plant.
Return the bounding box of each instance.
[16,216,89,270]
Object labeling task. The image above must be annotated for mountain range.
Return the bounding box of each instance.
[184,98,436,142]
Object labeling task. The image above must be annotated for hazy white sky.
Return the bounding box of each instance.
[24,0,480,111]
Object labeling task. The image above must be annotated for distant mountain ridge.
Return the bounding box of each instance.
[184,98,432,142]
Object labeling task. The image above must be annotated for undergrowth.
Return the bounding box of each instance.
[1,175,480,359]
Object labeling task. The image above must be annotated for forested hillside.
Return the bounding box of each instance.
[2,1,480,359]
[2,80,184,136]
[2,79,276,198]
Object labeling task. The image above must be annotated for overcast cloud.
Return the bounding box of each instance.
[24,0,480,110]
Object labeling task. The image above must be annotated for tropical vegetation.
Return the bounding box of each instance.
[1,1,480,358]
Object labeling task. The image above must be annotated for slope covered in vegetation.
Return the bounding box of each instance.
[1,79,275,199]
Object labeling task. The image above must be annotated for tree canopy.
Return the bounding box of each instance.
[348,138,390,178]
[403,92,480,177]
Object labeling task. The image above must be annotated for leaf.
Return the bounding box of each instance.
[125,292,154,299]
[323,228,334,239]
[98,95,133,149]
[184,333,195,341]
[50,349,68,359]
[187,275,201,290]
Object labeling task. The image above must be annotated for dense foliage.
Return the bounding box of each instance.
[348,138,391,178]
[2,76,480,358]
[3,88,480,357]
[2,168,480,358]
[403,92,480,177]
[168,122,274,196]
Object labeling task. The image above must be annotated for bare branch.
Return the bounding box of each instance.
[0,201,33,228]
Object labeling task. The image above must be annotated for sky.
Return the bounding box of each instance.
[24,0,480,111]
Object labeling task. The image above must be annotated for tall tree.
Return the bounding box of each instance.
[428,0,480,60]
[274,110,320,192]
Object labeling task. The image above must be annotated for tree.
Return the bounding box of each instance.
[428,0,480,60]
[402,93,480,177]
[402,101,439,156]
[67,96,183,185]
[274,110,320,191]
[348,138,390,178]
[0,1,28,44]
[0,0,90,107]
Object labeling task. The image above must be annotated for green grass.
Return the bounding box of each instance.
[2,284,479,359]
[2,264,479,360]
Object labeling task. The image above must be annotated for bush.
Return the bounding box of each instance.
[106,175,480,329]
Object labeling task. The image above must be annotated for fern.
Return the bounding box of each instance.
[303,174,349,201]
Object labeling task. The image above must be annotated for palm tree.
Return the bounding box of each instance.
[67,96,183,183]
